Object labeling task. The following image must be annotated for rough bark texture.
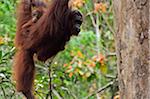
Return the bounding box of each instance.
[113,0,150,99]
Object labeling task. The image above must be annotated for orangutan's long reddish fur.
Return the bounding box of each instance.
[13,0,82,98]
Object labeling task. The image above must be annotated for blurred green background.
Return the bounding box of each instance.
[0,0,118,99]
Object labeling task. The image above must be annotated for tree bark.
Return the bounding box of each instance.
[113,0,150,99]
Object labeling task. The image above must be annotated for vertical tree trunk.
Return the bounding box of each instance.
[113,0,150,99]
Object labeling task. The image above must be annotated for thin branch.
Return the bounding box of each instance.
[1,86,7,99]
[35,90,44,98]
[101,14,115,35]
[106,52,116,57]
[49,60,53,99]
[85,79,117,99]
[61,87,77,99]
[45,56,55,99]
[104,75,116,79]
[95,13,101,55]
[85,11,94,17]
[85,5,96,27]
[36,64,48,71]
[52,89,63,99]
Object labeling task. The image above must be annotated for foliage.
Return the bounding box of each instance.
[0,0,118,98]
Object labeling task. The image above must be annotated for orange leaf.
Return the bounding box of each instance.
[89,62,96,68]
[77,51,84,58]
[94,3,107,13]
[70,0,85,8]
[114,95,120,99]
[69,72,73,78]
[0,37,4,45]
[68,66,73,70]
[63,64,68,67]
[99,54,105,64]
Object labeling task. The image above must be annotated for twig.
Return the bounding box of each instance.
[49,60,53,99]
[46,56,55,99]
[85,5,96,27]
[36,64,48,71]
[35,90,43,98]
[85,11,94,17]
[0,80,10,84]
[1,86,7,99]
[52,89,63,99]
[61,87,77,99]
[95,13,101,55]
[85,79,117,99]
[101,14,115,35]
[104,75,116,79]
[0,77,17,98]
[106,52,116,57]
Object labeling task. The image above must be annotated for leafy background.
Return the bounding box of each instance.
[0,0,119,99]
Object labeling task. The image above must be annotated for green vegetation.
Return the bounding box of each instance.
[0,0,118,98]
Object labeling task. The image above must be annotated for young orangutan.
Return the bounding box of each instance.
[13,0,83,98]
[22,0,47,28]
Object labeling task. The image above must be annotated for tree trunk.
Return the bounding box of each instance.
[113,0,150,99]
